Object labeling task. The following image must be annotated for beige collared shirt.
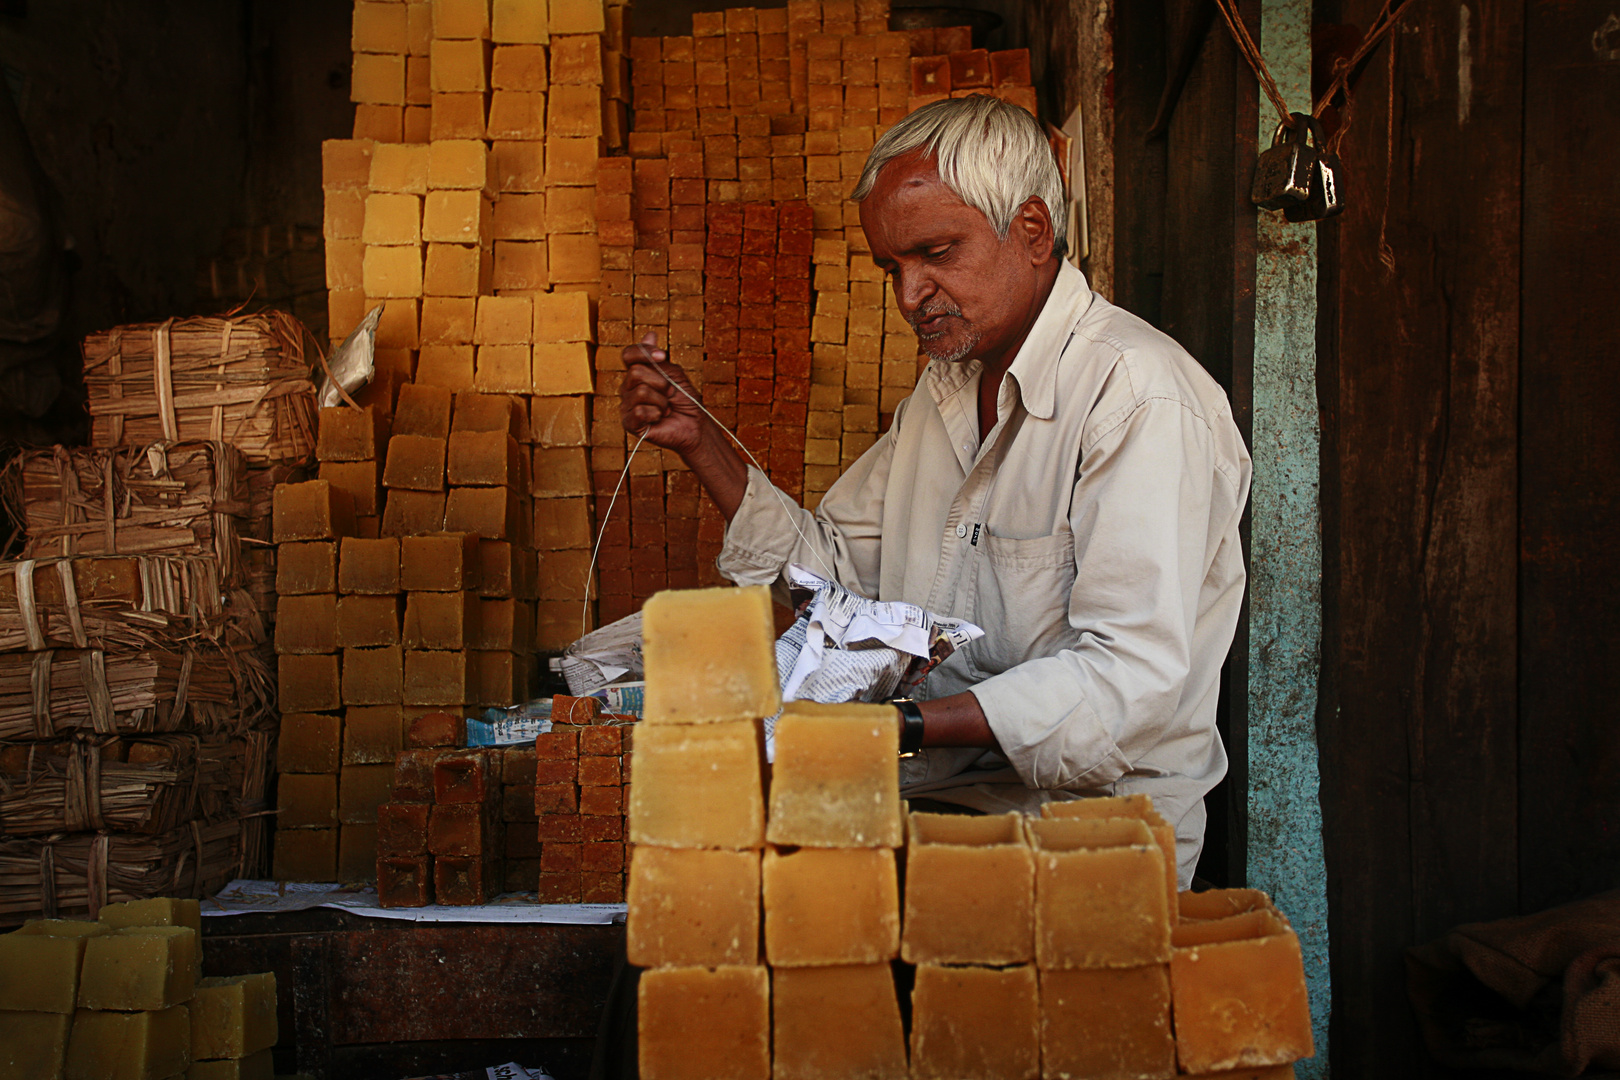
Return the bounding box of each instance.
[718,261,1251,884]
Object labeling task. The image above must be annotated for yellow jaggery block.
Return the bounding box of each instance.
[186,1049,274,1080]
[492,0,548,43]
[771,964,906,1080]
[77,926,198,1011]
[532,290,592,342]
[430,38,491,93]
[763,847,899,967]
[641,586,779,724]
[428,138,492,190]
[909,963,1039,1080]
[638,966,769,1080]
[362,192,422,245]
[1179,888,1276,923]
[1040,966,1176,1080]
[626,847,759,967]
[423,190,491,246]
[189,972,278,1060]
[627,720,764,849]
[1170,913,1313,1074]
[363,243,424,298]
[99,898,202,936]
[369,143,430,194]
[1028,817,1171,969]
[0,1011,72,1080]
[1044,794,1179,921]
[433,0,492,39]
[529,342,593,396]
[766,701,901,848]
[0,919,106,1013]
[902,812,1034,965]
[65,1005,190,1080]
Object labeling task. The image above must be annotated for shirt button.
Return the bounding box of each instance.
[955,523,968,538]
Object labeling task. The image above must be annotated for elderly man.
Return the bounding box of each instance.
[619,95,1250,885]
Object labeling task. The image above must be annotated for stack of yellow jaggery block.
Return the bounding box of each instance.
[627,583,1315,1080]
[0,898,277,1080]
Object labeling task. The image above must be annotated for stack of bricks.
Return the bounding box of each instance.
[376,738,506,906]
[532,697,633,903]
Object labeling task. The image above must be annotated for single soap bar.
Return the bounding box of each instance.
[278,713,343,773]
[272,480,356,542]
[274,593,339,654]
[377,802,431,855]
[771,964,907,1080]
[185,1048,274,1080]
[276,541,338,594]
[401,533,481,591]
[642,586,780,724]
[1041,966,1176,1080]
[909,963,1039,1080]
[277,773,338,828]
[316,404,389,461]
[1044,794,1179,923]
[343,705,404,764]
[638,966,770,1080]
[339,537,402,594]
[0,919,107,1013]
[404,590,481,649]
[767,700,901,847]
[77,925,198,1011]
[1028,817,1172,969]
[377,856,434,908]
[337,595,403,648]
[1170,915,1313,1073]
[339,764,397,824]
[902,812,1034,966]
[65,1004,191,1080]
[189,972,278,1060]
[626,847,760,967]
[0,1010,72,1080]
[763,847,899,967]
[382,434,448,491]
[273,827,338,881]
[627,720,764,849]
[98,898,202,936]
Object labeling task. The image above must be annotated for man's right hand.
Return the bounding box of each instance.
[619,331,707,457]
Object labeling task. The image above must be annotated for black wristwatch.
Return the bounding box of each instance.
[895,699,926,755]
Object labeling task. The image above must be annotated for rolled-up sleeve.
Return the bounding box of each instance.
[969,396,1241,792]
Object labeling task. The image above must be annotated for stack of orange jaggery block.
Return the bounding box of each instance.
[529,696,634,902]
[376,728,506,906]
[624,582,1315,1080]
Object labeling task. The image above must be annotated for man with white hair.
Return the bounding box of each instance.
[619,95,1250,884]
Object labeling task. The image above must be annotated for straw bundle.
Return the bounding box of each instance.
[6,441,248,583]
[0,734,246,836]
[0,645,273,741]
[82,312,319,467]
[0,554,264,653]
[0,818,242,922]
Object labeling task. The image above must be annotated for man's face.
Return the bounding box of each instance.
[860,149,1052,365]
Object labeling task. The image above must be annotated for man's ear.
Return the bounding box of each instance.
[1014,196,1056,265]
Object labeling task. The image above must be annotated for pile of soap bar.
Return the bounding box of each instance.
[628,584,1315,1080]
[0,897,278,1080]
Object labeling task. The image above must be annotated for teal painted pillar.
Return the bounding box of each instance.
[1248,0,1330,1074]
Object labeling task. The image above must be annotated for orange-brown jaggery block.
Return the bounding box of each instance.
[0,920,107,1013]
[404,590,481,649]
[453,391,526,439]
[64,1005,191,1080]
[445,485,524,540]
[317,404,390,461]
[275,593,339,654]
[434,749,495,803]
[1044,793,1179,922]
[428,803,491,856]
[274,826,338,880]
[434,854,495,905]
[394,747,451,800]
[627,847,759,967]
[77,925,197,1010]
[277,541,338,594]
[279,713,343,773]
[405,649,475,705]
[337,595,403,648]
[339,822,379,879]
[0,1010,72,1078]
[552,694,600,724]
[641,585,780,724]
[910,963,1039,1080]
[279,653,342,712]
[1179,887,1275,923]
[408,711,467,749]
[378,802,431,856]
[1041,965,1176,1080]
[277,773,338,829]
[378,856,433,907]
[447,430,524,487]
[339,764,395,824]
[339,537,402,594]
[1028,816,1171,969]
[1169,907,1313,1073]
[393,382,454,437]
[383,434,448,491]
[639,965,770,1080]
[579,784,622,816]
[476,539,524,597]
[583,872,623,903]
[343,705,404,763]
[628,720,764,849]
[381,489,447,537]
[578,756,620,786]
[763,847,899,967]
[903,812,1034,965]
[273,480,357,542]
[772,964,907,1080]
[579,725,621,755]
[319,458,382,516]
[767,700,901,847]
[401,532,481,590]
[343,645,403,704]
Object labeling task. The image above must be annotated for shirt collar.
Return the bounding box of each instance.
[923,260,1094,421]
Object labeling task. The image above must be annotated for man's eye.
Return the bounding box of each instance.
[925,246,951,260]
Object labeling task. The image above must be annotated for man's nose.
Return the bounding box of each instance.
[894,267,936,314]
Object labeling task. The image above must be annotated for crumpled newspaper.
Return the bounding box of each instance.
[766,564,983,757]
[560,610,643,697]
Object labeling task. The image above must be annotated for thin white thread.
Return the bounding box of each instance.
[580,359,839,638]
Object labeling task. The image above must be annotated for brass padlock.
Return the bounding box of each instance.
[1285,128,1344,222]
[1251,112,1316,210]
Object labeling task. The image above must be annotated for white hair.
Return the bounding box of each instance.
[852,95,1067,256]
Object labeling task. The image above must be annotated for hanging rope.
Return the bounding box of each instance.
[1211,0,1294,128]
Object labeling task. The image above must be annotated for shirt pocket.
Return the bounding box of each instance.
[964,529,1081,679]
